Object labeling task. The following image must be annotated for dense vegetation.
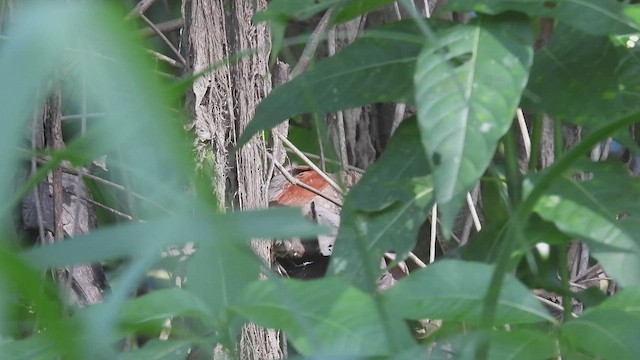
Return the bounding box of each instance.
[1,0,640,359]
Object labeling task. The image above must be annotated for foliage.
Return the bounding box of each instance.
[1,1,640,360]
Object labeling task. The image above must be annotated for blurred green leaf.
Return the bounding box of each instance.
[0,335,52,360]
[561,308,640,360]
[118,339,192,360]
[596,287,640,317]
[120,289,213,328]
[235,277,411,357]
[446,0,639,35]
[532,161,640,287]
[239,20,451,146]
[327,118,434,291]
[382,260,553,325]
[23,208,325,268]
[415,14,533,234]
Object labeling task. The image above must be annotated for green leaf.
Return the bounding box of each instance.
[235,277,412,357]
[532,161,640,287]
[23,208,324,268]
[523,24,635,126]
[118,340,192,360]
[415,14,533,234]
[382,260,553,325]
[561,308,640,360]
[427,329,557,360]
[327,118,434,291]
[239,20,450,146]
[446,0,639,35]
[0,335,52,360]
[120,289,214,328]
[596,287,640,317]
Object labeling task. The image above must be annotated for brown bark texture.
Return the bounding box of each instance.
[182,0,283,358]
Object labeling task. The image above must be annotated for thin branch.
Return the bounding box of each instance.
[146,49,184,69]
[292,151,365,174]
[290,9,333,78]
[466,191,482,232]
[408,251,427,268]
[516,108,531,160]
[126,0,157,19]
[429,204,437,264]
[273,131,344,195]
[60,112,105,121]
[535,295,578,318]
[139,13,187,67]
[139,18,184,37]
[266,153,343,208]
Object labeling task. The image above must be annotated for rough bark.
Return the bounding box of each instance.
[182,0,283,358]
[20,88,106,306]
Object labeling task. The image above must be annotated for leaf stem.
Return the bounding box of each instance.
[478,112,640,359]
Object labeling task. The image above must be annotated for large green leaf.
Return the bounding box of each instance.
[327,118,434,291]
[333,0,397,23]
[523,23,639,126]
[426,329,557,360]
[381,260,553,325]
[532,161,640,287]
[415,14,533,234]
[234,277,412,357]
[446,0,639,35]
[561,308,640,360]
[238,20,450,145]
[596,287,640,317]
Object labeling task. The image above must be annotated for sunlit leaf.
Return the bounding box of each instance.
[415,14,533,234]
[532,161,640,286]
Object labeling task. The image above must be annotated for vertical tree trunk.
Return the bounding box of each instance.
[182,0,283,358]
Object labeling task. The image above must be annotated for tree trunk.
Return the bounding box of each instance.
[181,0,283,358]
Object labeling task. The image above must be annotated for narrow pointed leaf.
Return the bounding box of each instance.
[327,118,434,291]
[446,0,639,35]
[533,162,640,287]
[415,14,533,233]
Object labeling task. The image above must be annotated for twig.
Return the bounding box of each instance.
[31,157,171,214]
[327,27,349,171]
[408,252,427,268]
[139,13,187,67]
[290,9,333,78]
[466,191,482,232]
[139,18,184,37]
[516,108,531,160]
[429,204,437,264]
[61,112,105,121]
[273,131,344,195]
[266,153,343,208]
[126,0,157,19]
[146,49,183,69]
[293,151,365,173]
[535,295,578,318]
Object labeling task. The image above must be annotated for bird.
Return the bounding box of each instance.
[268,166,332,209]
